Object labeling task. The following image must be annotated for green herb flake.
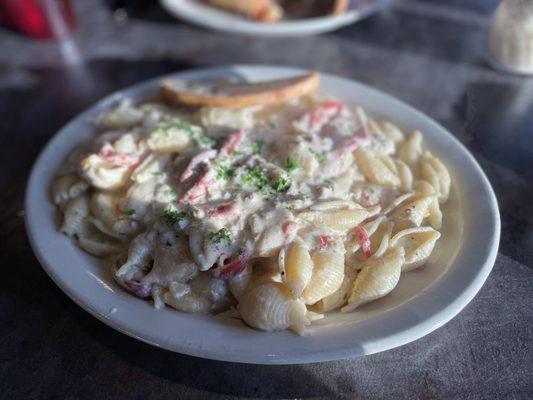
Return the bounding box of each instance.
[285,157,300,172]
[308,148,325,164]
[151,171,163,176]
[242,164,269,193]
[163,205,185,226]
[215,158,233,181]
[126,209,136,216]
[208,227,232,244]
[251,140,263,155]
[169,190,178,201]
[271,175,292,193]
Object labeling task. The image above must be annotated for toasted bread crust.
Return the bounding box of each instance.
[161,72,320,108]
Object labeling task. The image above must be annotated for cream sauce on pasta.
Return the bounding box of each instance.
[52,91,451,334]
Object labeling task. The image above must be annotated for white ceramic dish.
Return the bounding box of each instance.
[25,65,500,364]
[160,0,392,37]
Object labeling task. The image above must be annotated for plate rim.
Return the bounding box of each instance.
[159,0,393,37]
[25,65,500,364]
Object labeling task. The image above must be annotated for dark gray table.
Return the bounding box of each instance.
[1,1,532,398]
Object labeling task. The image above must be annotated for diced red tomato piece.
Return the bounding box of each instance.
[283,221,299,236]
[218,129,248,157]
[210,203,236,217]
[99,142,141,168]
[355,226,372,258]
[179,149,217,183]
[212,251,249,279]
[179,169,217,203]
[318,234,330,250]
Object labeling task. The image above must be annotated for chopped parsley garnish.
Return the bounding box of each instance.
[163,205,185,226]
[251,140,263,154]
[151,171,163,176]
[242,165,269,193]
[177,121,194,135]
[126,209,136,216]
[237,248,244,256]
[169,190,178,201]
[215,158,233,181]
[285,157,300,172]
[308,148,325,163]
[268,121,277,129]
[271,175,292,193]
[232,150,244,157]
[195,135,216,148]
[208,227,232,244]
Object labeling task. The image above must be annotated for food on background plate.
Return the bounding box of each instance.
[203,0,283,22]
[52,72,451,334]
[199,0,349,22]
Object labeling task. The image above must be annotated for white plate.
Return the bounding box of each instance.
[25,65,500,364]
[160,0,391,37]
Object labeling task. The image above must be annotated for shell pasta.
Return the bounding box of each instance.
[51,77,452,334]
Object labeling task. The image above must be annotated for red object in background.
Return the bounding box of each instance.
[0,0,76,39]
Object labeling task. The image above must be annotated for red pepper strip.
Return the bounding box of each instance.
[331,128,371,158]
[355,227,372,258]
[210,203,235,217]
[283,221,298,236]
[99,142,141,168]
[178,169,216,203]
[212,252,250,279]
[218,129,248,157]
[179,149,217,183]
[308,101,344,128]
[318,234,330,250]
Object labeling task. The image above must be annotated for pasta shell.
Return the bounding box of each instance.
[81,154,130,190]
[379,122,405,143]
[420,152,451,203]
[115,230,157,280]
[164,289,212,313]
[398,130,423,169]
[78,236,122,257]
[302,239,345,305]
[390,227,441,271]
[60,195,90,237]
[413,180,442,229]
[395,159,413,192]
[52,174,89,207]
[279,239,313,299]
[237,282,310,334]
[346,217,394,264]
[91,192,140,236]
[390,194,435,231]
[315,266,357,312]
[164,274,229,313]
[228,264,254,301]
[356,148,401,188]
[298,208,370,232]
[144,124,193,153]
[342,247,405,312]
[142,239,199,286]
[131,153,170,183]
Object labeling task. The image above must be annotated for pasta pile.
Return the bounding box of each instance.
[52,89,451,334]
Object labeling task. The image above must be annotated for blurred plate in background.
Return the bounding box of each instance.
[160,0,392,37]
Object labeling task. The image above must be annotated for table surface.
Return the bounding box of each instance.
[1,0,532,398]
